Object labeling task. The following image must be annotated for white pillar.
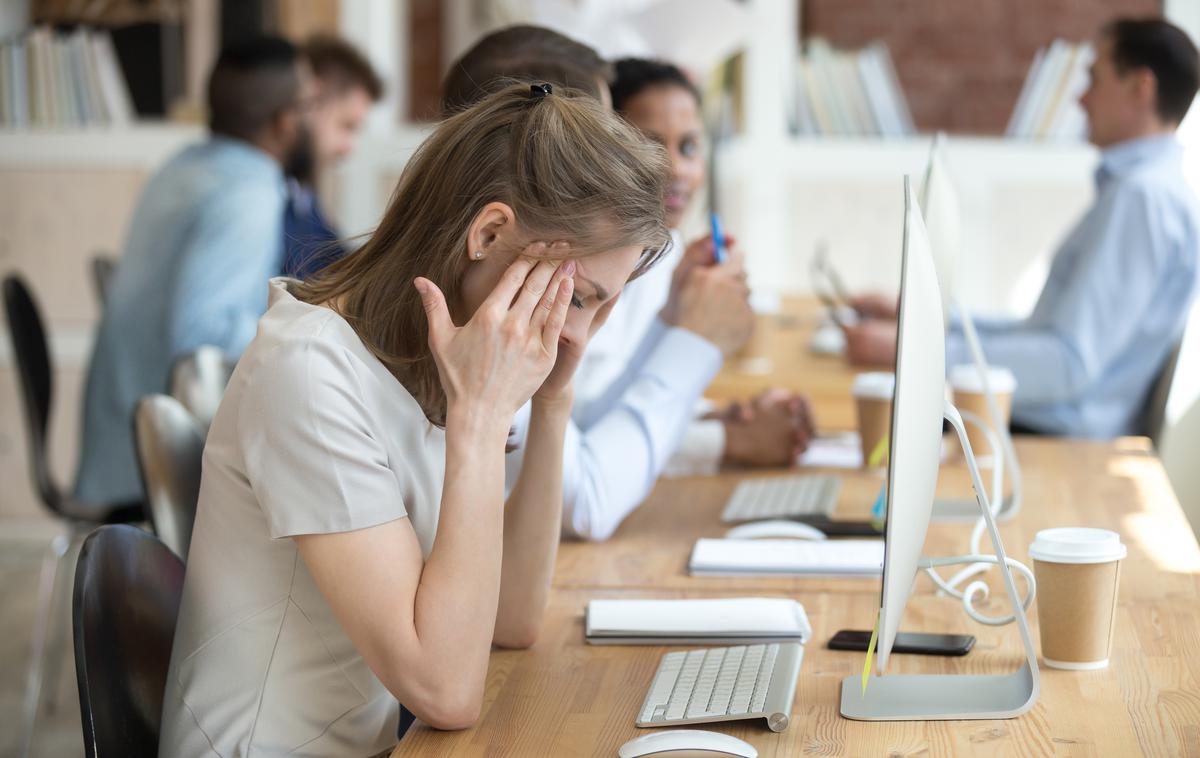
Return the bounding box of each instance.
[734,0,798,295]
[335,0,408,237]
[339,0,407,128]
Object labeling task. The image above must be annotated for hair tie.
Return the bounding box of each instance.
[529,83,553,99]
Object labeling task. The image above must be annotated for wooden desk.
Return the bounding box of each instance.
[396,438,1200,757]
[555,437,1200,604]
[708,298,860,430]
[394,579,1197,756]
[394,297,1200,756]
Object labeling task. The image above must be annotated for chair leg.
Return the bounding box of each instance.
[17,532,70,758]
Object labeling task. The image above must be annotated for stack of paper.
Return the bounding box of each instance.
[690,538,884,577]
[1006,40,1094,141]
[585,597,812,645]
[794,38,915,137]
[1,26,135,129]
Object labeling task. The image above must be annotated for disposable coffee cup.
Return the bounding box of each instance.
[950,364,1016,459]
[1029,528,1126,670]
[853,372,894,467]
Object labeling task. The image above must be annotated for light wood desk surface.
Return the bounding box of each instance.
[396,300,1200,757]
[554,437,1200,605]
[708,298,860,429]
[395,577,1199,757]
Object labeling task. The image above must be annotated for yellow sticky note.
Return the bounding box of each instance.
[861,610,880,695]
[867,433,889,468]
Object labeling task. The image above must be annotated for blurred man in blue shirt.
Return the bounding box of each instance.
[75,36,317,506]
[281,35,382,280]
[845,18,1200,439]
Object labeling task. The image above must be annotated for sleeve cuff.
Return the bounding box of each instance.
[662,417,725,478]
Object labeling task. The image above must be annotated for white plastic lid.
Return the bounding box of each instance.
[852,372,895,400]
[950,364,1017,394]
[1028,527,1126,564]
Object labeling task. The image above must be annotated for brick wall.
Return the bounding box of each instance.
[408,0,443,121]
[803,0,1162,134]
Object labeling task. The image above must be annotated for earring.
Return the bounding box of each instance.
[472,251,483,259]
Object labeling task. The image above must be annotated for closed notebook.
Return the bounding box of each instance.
[585,597,812,645]
[689,538,884,577]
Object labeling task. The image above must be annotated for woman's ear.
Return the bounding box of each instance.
[465,202,517,262]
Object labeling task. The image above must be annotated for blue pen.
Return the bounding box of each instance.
[709,212,727,264]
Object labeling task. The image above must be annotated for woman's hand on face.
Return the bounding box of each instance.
[415,249,575,427]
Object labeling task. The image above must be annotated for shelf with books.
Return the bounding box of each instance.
[1,25,139,129]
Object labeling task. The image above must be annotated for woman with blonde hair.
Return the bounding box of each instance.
[158,82,669,757]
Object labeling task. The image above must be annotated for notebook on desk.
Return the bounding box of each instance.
[585,597,812,645]
[689,538,884,577]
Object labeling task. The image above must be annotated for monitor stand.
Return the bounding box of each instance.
[839,401,1040,721]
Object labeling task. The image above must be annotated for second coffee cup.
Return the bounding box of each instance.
[853,372,895,467]
[950,364,1016,458]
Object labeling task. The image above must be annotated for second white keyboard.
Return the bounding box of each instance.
[721,475,842,523]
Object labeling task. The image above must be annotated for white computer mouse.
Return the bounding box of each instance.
[618,729,758,758]
[809,324,845,355]
[725,520,827,541]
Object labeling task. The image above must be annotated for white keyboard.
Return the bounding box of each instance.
[635,643,803,732]
[721,475,841,523]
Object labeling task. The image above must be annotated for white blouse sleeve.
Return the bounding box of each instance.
[237,337,409,538]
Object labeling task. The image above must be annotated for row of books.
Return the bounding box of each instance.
[0,26,136,129]
[1006,39,1094,141]
[792,39,916,138]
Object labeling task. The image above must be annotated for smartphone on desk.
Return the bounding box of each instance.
[791,516,884,538]
[828,629,975,656]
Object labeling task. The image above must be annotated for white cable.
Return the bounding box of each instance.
[920,554,1037,626]
[955,296,1024,519]
[935,410,1003,591]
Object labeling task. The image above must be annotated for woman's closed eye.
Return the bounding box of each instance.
[570,294,585,310]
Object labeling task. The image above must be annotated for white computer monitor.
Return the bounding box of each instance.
[839,177,1039,721]
[876,176,947,674]
[921,135,1024,525]
[919,132,961,315]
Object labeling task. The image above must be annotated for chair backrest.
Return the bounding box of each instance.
[133,395,205,560]
[90,254,117,308]
[1162,395,1200,537]
[73,525,184,758]
[169,346,234,430]
[1144,339,1184,447]
[2,274,63,514]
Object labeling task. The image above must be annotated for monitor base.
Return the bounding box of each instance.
[839,660,1038,720]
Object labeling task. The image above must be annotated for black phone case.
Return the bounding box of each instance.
[827,630,975,656]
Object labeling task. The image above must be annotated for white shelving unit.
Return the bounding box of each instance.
[0,122,204,168]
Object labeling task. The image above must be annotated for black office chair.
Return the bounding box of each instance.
[90,254,117,308]
[73,525,184,758]
[1142,338,1184,448]
[3,273,144,755]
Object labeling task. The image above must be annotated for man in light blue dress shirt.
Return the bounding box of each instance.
[845,18,1200,439]
[75,37,317,506]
